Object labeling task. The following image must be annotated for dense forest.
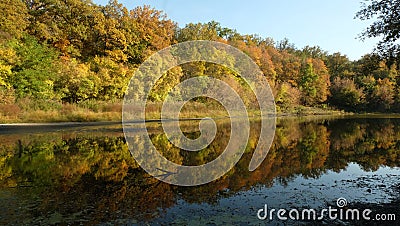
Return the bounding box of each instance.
[1,0,400,122]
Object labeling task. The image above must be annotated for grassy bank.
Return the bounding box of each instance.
[0,99,349,124]
[0,99,122,123]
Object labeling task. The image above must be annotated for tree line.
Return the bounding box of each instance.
[1,0,400,113]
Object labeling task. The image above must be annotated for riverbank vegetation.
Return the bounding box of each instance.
[1,0,399,122]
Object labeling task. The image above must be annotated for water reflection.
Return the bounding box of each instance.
[0,117,399,224]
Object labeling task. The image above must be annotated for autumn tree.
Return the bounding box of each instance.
[311,58,331,104]
[324,52,354,81]
[298,45,328,60]
[176,21,228,42]
[0,0,30,39]
[54,59,99,103]
[92,0,131,62]
[1,0,399,114]
[370,78,395,111]
[25,0,100,58]
[276,38,296,53]
[275,82,301,110]
[354,54,382,78]
[128,5,176,64]
[329,77,365,111]
[0,39,18,104]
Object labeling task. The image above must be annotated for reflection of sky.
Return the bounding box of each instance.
[156,163,400,224]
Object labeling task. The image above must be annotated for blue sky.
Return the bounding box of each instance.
[94,0,380,60]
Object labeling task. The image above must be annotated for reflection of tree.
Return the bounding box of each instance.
[297,123,330,178]
[3,136,138,188]
[327,118,400,172]
[1,118,400,224]
[330,119,367,151]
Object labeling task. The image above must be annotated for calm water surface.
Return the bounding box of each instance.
[0,116,399,225]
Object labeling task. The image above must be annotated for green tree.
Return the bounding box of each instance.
[359,75,376,102]
[299,60,318,105]
[9,36,58,100]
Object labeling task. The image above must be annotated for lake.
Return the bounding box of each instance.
[0,116,399,225]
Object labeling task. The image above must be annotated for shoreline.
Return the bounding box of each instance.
[4,112,400,127]
[2,112,400,134]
